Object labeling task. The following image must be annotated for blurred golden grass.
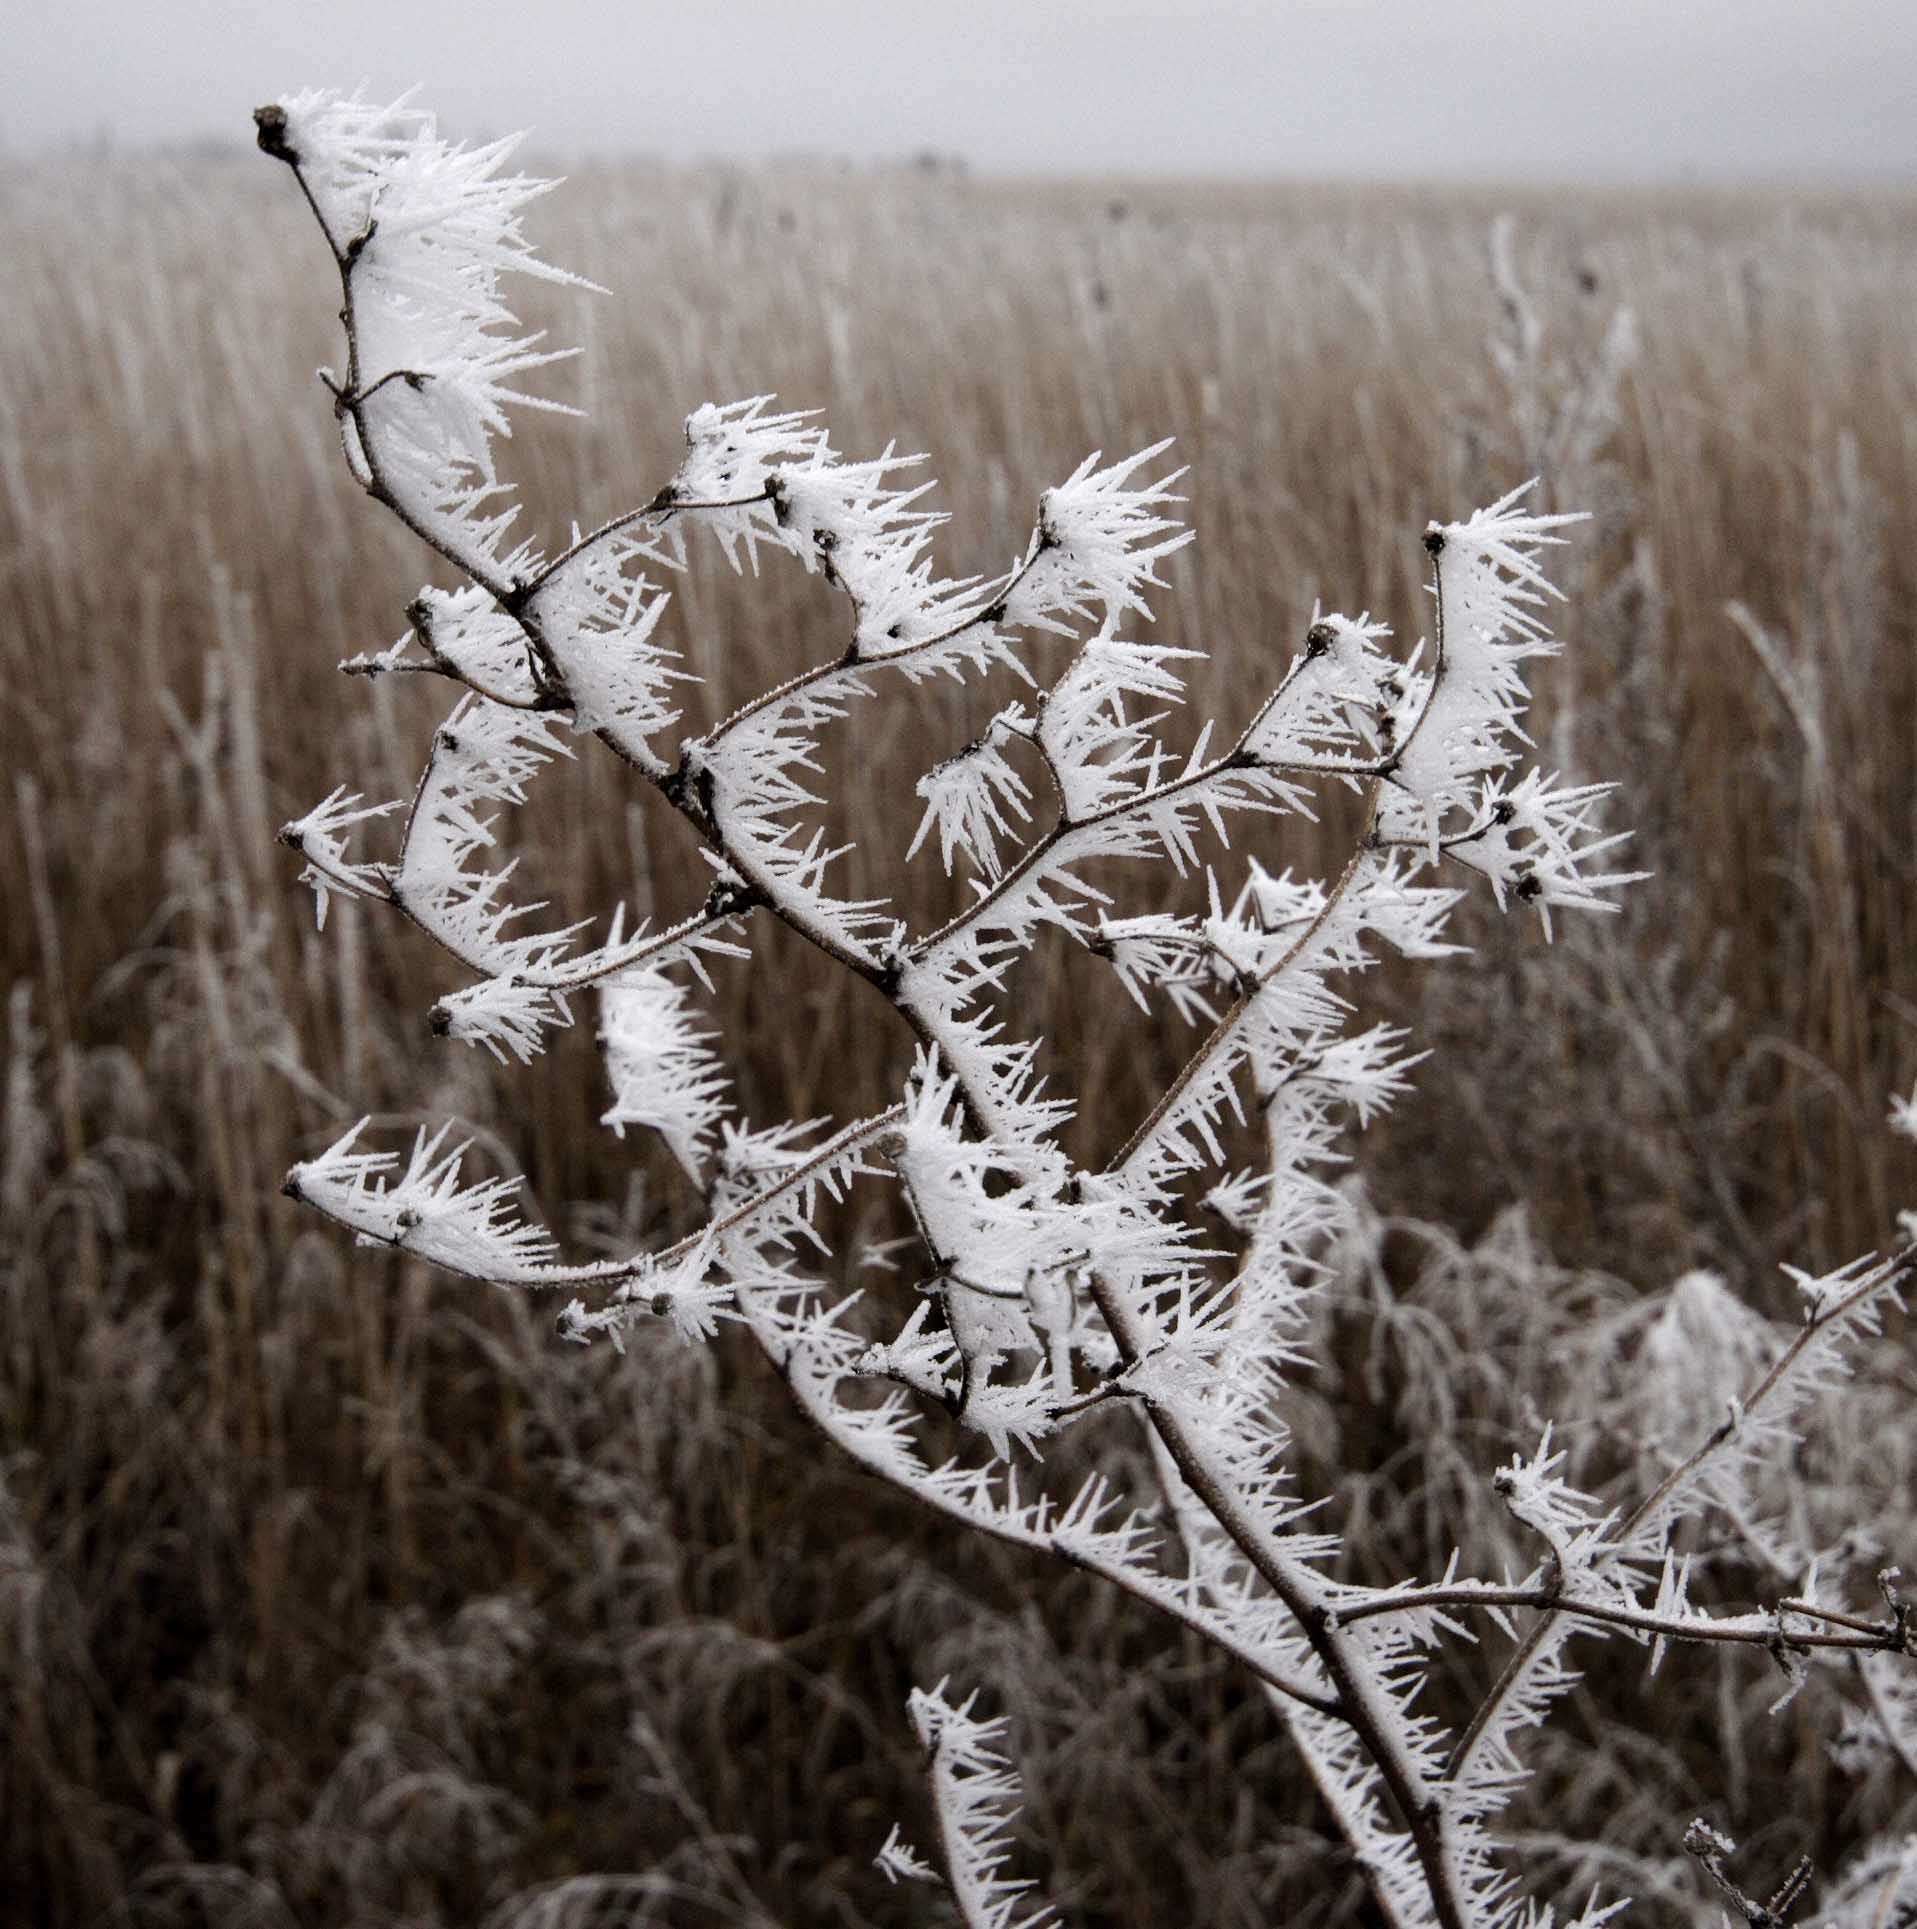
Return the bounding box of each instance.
[3,148,1915,1923]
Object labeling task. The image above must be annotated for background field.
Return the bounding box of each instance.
[4,149,1916,1924]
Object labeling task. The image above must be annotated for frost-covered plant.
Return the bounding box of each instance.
[258,90,1916,1928]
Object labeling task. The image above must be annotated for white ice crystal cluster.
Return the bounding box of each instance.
[874,1683,1058,1929]
[262,90,1916,1929]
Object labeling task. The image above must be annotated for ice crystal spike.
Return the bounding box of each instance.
[899,1683,1059,1929]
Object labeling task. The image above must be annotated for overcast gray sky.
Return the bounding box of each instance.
[9,0,1915,182]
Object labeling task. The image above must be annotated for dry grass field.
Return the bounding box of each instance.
[3,145,1917,1924]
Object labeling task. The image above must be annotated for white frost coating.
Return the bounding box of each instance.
[1376,492,1647,934]
[528,536,686,771]
[433,975,570,1064]
[393,696,583,977]
[1811,1836,1917,1929]
[1447,1251,1911,1812]
[888,1683,1058,1929]
[1003,442,1192,635]
[598,965,733,1180]
[278,786,398,929]
[909,729,1034,880]
[1036,633,1202,819]
[274,88,590,571]
[286,1120,558,1279]
[409,583,543,705]
[264,91,1917,1929]
[873,1823,938,1887]
[1243,613,1403,770]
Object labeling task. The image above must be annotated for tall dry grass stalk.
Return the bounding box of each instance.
[2,148,1914,1923]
